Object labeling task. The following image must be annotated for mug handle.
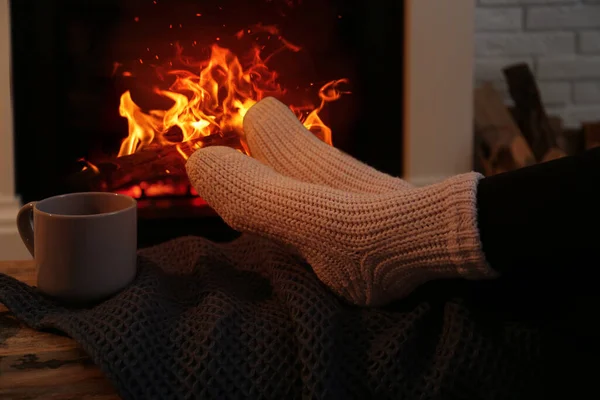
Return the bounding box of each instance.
[17,202,36,257]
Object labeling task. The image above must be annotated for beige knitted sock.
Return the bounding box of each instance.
[186,147,498,306]
[243,97,412,193]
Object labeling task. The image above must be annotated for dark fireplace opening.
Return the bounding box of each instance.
[10,0,405,247]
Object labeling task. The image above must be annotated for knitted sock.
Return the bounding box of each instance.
[186,147,498,306]
[243,97,412,193]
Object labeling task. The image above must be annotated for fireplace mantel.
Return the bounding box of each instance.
[0,0,30,260]
[0,0,476,260]
[404,0,475,186]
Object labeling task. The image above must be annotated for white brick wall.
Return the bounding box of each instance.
[579,31,600,52]
[475,0,600,128]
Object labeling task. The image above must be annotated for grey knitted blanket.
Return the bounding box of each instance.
[0,235,553,399]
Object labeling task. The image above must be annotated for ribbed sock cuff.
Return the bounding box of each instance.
[443,173,499,279]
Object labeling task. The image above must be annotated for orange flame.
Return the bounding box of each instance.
[117,30,347,160]
[106,24,348,201]
[78,158,100,174]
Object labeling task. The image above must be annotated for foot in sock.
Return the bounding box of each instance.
[186,146,497,306]
[243,97,412,193]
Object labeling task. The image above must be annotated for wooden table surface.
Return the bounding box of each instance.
[0,261,120,399]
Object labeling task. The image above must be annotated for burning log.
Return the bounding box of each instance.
[503,63,566,162]
[69,131,243,192]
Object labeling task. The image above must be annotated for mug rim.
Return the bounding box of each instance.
[34,192,137,219]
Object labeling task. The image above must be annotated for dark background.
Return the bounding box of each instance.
[10,0,405,204]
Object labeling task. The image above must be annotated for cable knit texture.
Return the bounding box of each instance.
[244,97,412,193]
[186,147,498,306]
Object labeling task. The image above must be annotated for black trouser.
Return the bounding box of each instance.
[477,146,600,280]
[474,147,600,397]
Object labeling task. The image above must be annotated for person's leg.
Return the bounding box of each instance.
[475,147,600,398]
[186,145,498,307]
[243,97,600,281]
[186,97,597,306]
[477,146,600,281]
[243,97,412,193]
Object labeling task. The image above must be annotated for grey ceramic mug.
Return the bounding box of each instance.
[17,192,137,303]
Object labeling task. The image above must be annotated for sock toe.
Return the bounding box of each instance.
[243,96,315,171]
[186,145,319,242]
[185,146,272,231]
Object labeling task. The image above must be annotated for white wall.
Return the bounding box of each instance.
[475,0,600,128]
[404,0,476,186]
[0,0,13,195]
[0,0,31,260]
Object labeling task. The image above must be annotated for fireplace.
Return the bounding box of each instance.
[10,0,407,247]
[1,0,476,259]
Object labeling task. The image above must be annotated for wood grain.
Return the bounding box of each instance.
[473,83,536,175]
[584,122,600,150]
[0,261,120,399]
[503,63,566,162]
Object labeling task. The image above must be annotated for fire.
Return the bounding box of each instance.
[117,27,349,161]
[78,158,100,174]
[101,24,349,200]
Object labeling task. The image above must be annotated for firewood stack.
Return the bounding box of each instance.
[473,63,600,176]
